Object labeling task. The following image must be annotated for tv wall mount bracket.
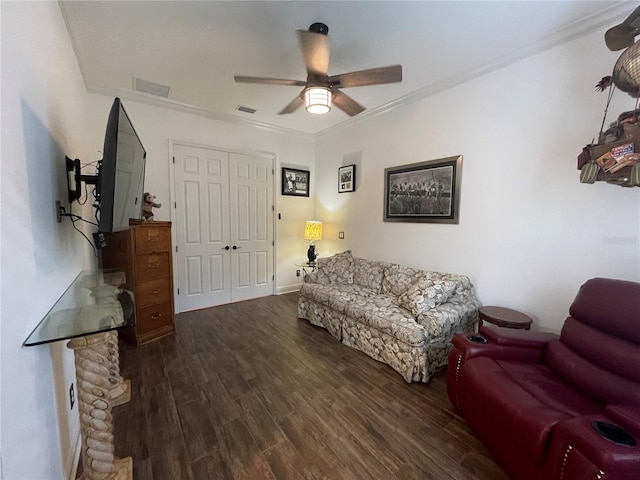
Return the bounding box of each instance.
[66,156,101,204]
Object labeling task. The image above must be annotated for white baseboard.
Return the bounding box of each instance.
[277,284,301,295]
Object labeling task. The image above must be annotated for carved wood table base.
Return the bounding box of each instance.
[68,332,133,480]
[106,331,131,407]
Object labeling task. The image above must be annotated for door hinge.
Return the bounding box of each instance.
[177,288,180,295]
[175,246,178,253]
[272,275,274,281]
[172,156,175,164]
[174,202,177,209]
[272,205,274,211]
[272,240,275,246]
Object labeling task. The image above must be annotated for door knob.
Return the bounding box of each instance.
[232,245,242,250]
[222,246,230,250]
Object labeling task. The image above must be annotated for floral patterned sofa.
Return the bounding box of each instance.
[298,250,479,383]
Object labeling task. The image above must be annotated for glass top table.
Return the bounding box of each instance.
[24,270,136,347]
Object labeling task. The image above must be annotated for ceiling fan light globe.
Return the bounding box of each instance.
[305,87,332,114]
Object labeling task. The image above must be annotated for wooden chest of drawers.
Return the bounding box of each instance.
[102,221,175,345]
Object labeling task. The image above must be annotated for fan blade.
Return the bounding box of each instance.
[329,65,402,88]
[332,90,365,116]
[234,75,306,87]
[297,29,329,75]
[605,5,640,51]
[279,90,305,115]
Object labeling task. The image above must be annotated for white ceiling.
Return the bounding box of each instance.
[60,1,632,136]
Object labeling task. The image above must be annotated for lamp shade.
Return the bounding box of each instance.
[305,87,332,114]
[304,221,323,241]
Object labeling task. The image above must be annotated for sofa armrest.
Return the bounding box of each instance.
[303,271,319,284]
[416,298,478,343]
[304,271,331,284]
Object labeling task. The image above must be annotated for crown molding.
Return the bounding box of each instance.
[69,1,633,141]
[315,1,633,139]
[85,84,315,139]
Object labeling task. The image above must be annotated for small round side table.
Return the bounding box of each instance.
[478,306,533,330]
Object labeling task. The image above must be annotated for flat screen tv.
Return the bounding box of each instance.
[66,98,146,233]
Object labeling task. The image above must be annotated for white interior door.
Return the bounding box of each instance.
[229,153,274,302]
[174,145,231,311]
[173,144,274,312]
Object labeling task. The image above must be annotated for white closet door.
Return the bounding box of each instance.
[174,145,231,311]
[229,153,274,302]
[173,145,274,312]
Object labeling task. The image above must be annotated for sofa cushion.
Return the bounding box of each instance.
[353,257,387,293]
[381,264,423,297]
[300,283,377,312]
[397,275,457,317]
[315,250,354,284]
[344,295,426,347]
[461,357,602,464]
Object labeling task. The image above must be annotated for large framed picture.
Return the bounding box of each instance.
[282,167,310,197]
[338,164,356,193]
[384,155,462,224]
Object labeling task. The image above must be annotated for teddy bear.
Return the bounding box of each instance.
[142,192,161,222]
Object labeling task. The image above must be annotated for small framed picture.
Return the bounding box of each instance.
[282,167,310,197]
[338,164,356,193]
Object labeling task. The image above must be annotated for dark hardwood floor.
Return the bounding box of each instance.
[112,292,508,480]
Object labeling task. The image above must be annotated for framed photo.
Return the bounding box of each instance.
[281,167,310,197]
[338,164,356,193]
[384,155,462,224]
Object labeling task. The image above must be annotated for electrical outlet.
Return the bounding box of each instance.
[69,383,75,410]
[339,231,345,239]
[296,269,301,277]
[56,201,63,223]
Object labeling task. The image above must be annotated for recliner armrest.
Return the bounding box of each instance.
[451,327,558,364]
[605,405,640,437]
[480,325,558,347]
[545,415,640,480]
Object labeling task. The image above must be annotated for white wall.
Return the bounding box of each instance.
[314,28,640,332]
[82,95,315,294]
[1,4,313,477]
[1,2,101,479]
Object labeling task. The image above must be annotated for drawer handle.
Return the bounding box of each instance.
[151,289,161,294]
[148,264,160,269]
[151,313,162,320]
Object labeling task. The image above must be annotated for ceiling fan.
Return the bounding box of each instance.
[234,23,402,116]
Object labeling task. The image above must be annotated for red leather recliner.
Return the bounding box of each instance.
[447,278,640,480]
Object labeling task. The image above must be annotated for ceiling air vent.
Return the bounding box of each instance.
[133,77,171,98]
[236,105,257,114]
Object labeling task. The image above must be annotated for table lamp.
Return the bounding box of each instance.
[304,221,323,263]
